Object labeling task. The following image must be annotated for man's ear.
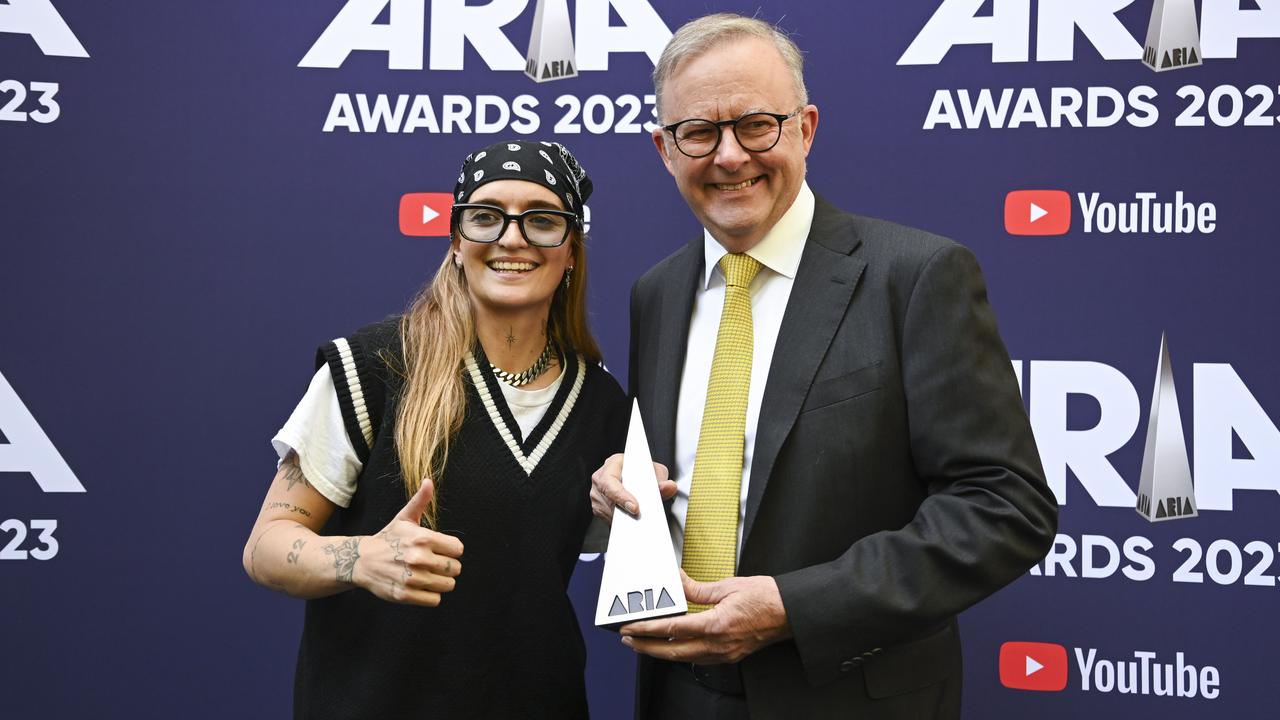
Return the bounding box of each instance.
[799,104,819,157]
[652,128,677,177]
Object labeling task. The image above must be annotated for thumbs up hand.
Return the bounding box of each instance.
[355,478,465,607]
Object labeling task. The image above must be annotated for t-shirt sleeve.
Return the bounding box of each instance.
[271,367,362,508]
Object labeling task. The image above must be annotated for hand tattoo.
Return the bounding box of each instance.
[323,538,361,583]
[376,529,413,594]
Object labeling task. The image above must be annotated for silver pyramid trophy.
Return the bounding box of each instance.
[1142,0,1203,72]
[524,0,578,83]
[595,401,688,627]
[1135,333,1198,521]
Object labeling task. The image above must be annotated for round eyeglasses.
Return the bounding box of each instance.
[662,109,802,159]
[451,204,579,248]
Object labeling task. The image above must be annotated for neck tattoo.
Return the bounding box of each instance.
[505,327,516,349]
[491,337,557,387]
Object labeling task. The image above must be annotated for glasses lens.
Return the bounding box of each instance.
[734,113,782,152]
[522,212,570,247]
[674,119,719,157]
[459,207,505,242]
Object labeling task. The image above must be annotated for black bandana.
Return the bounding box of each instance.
[453,140,593,218]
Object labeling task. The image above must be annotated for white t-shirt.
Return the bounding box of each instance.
[272,366,564,508]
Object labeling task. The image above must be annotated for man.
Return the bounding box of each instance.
[590,13,1058,720]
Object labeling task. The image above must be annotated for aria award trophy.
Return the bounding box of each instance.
[595,401,688,627]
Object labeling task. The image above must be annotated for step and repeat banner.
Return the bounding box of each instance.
[3,1,1277,717]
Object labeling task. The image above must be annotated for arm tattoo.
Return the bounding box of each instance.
[266,501,312,518]
[323,538,361,583]
[282,462,311,491]
[287,538,306,565]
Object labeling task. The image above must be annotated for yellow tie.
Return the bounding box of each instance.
[682,253,763,611]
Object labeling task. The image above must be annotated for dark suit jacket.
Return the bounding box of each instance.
[628,195,1058,719]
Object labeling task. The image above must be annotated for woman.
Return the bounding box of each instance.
[243,140,626,719]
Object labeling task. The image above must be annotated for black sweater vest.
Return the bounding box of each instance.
[296,319,627,719]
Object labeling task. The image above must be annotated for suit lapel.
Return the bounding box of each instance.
[742,197,866,549]
[648,239,702,466]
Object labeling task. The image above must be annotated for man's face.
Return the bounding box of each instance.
[652,38,818,253]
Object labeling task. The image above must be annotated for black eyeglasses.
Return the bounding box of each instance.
[663,109,802,158]
[451,204,580,248]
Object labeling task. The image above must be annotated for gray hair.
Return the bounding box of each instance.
[652,13,809,122]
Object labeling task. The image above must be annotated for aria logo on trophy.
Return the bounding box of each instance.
[524,0,578,82]
[1142,0,1203,72]
[1135,333,1198,522]
[595,401,688,627]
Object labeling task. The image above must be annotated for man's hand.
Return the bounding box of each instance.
[352,478,465,606]
[589,453,676,522]
[619,571,792,664]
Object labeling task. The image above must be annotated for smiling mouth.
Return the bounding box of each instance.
[487,260,539,273]
[714,176,762,191]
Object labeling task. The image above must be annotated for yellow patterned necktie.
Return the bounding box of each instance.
[682,252,763,611]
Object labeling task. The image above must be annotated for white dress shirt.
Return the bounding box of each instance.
[669,182,815,561]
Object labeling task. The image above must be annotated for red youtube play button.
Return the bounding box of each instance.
[1004,190,1071,236]
[999,641,1068,692]
[399,192,454,237]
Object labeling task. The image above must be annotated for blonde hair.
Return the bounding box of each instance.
[653,13,808,122]
[393,229,600,526]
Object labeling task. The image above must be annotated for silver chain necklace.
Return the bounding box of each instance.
[490,338,556,387]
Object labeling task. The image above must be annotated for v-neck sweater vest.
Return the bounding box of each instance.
[298,318,628,720]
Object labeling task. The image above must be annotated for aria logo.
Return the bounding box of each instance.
[299,0,672,82]
[1142,0,1203,71]
[0,0,88,57]
[607,586,678,617]
[897,0,1279,66]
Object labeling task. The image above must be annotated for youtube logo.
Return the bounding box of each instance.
[999,641,1068,692]
[1004,190,1071,236]
[399,192,454,237]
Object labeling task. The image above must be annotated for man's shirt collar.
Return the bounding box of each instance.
[701,181,815,289]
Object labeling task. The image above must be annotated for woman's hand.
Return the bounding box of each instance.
[353,479,465,606]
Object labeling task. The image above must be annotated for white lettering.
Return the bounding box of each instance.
[1201,0,1280,59]
[1035,0,1140,61]
[0,0,88,57]
[1193,364,1280,511]
[0,370,85,492]
[1029,361,1139,507]
[300,0,426,70]
[428,0,524,71]
[898,0,1030,65]
[574,0,672,70]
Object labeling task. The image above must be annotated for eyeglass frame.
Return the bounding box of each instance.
[450,203,582,248]
[661,108,803,159]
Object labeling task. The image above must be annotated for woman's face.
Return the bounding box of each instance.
[451,179,575,318]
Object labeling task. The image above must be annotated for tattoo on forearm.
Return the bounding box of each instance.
[287,538,306,565]
[282,462,311,491]
[323,538,361,583]
[266,501,312,518]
